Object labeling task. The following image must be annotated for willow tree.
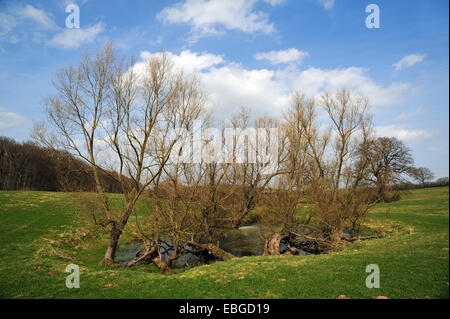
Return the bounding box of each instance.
[34,42,206,266]
[260,88,377,251]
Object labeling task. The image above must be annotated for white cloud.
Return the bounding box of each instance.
[396,106,426,121]
[157,0,281,38]
[393,53,426,71]
[203,63,290,117]
[254,48,309,65]
[47,22,104,49]
[139,50,224,73]
[135,50,412,120]
[1,5,103,49]
[374,125,432,142]
[316,0,335,10]
[20,5,57,30]
[281,66,410,107]
[0,107,26,132]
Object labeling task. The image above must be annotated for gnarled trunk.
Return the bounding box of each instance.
[151,251,180,274]
[152,255,168,273]
[264,233,286,255]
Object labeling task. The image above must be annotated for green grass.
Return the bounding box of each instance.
[0,187,448,299]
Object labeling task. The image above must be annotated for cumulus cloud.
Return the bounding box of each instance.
[316,0,335,10]
[157,0,282,38]
[47,22,104,49]
[202,63,290,117]
[279,66,410,107]
[254,48,309,65]
[393,53,426,71]
[135,50,411,119]
[19,4,57,30]
[139,50,224,73]
[0,107,26,132]
[374,125,432,142]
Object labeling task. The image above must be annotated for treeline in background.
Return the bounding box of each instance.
[1,135,447,194]
[0,136,124,192]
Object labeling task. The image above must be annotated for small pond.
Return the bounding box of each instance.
[115,225,308,268]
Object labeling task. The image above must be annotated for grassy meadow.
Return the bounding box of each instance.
[0,187,448,299]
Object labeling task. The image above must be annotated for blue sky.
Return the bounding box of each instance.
[0,0,448,177]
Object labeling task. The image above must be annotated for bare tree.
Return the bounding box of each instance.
[321,89,371,189]
[256,89,376,252]
[257,93,312,255]
[145,161,237,272]
[409,167,434,187]
[311,89,374,240]
[435,177,449,186]
[32,43,421,269]
[226,109,287,228]
[360,136,414,200]
[34,42,206,266]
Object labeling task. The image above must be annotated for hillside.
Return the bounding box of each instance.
[0,187,448,298]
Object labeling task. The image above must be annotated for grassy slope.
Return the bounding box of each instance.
[0,187,448,299]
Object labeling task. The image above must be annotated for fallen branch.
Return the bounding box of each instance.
[120,245,158,267]
[182,239,236,261]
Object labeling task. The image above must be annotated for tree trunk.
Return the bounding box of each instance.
[102,227,121,266]
[264,233,285,255]
[151,251,179,274]
[329,230,342,242]
[152,255,168,273]
[101,200,137,266]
